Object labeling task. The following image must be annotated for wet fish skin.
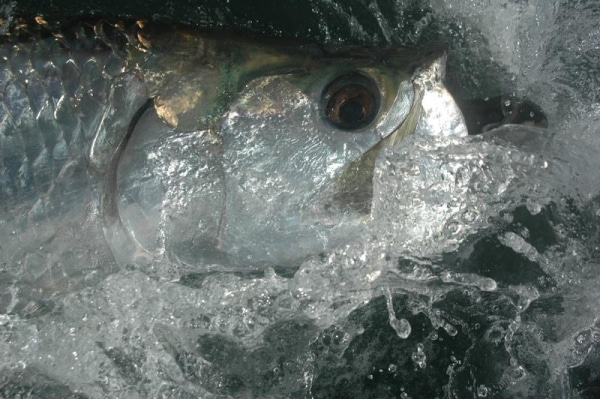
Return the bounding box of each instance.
[0,19,138,315]
[0,18,467,309]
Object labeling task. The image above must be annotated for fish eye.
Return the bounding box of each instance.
[322,72,380,131]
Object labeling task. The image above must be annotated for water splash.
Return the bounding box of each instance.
[384,286,412,339]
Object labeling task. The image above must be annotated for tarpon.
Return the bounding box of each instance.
[0,17,467,313]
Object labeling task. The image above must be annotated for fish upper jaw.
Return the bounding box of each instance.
[372,51,468,154]
[411,52,468,138]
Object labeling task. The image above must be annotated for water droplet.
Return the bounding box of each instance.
[442,321,458,337]
[485,324,506,345]
[526,199,542,215]
[477,384,489,397]
[513,285,540,312]
[461,209,478,223]
[390,317,412,339]
[333,330,345,345]
[384,287,411,339]
[411,343,427,368]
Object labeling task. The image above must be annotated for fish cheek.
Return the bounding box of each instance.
[214,75,379,266]
[115,108,225,265]
[115,74,383,268]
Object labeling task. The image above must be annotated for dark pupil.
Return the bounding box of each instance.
[323,73,379,131]
[339,100,365,124]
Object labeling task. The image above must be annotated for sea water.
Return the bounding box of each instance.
[1,1,599,398]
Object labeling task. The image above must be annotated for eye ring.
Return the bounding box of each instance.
[322,72,380,131]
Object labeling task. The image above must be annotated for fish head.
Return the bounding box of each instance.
[115,31,467,271]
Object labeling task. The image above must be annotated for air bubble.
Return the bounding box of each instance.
[444,221,460,236]
[509,365,526,381]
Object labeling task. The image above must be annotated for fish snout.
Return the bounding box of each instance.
[410,52,469,139]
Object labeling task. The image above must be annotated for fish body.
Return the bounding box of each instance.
[0,18,467,311]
